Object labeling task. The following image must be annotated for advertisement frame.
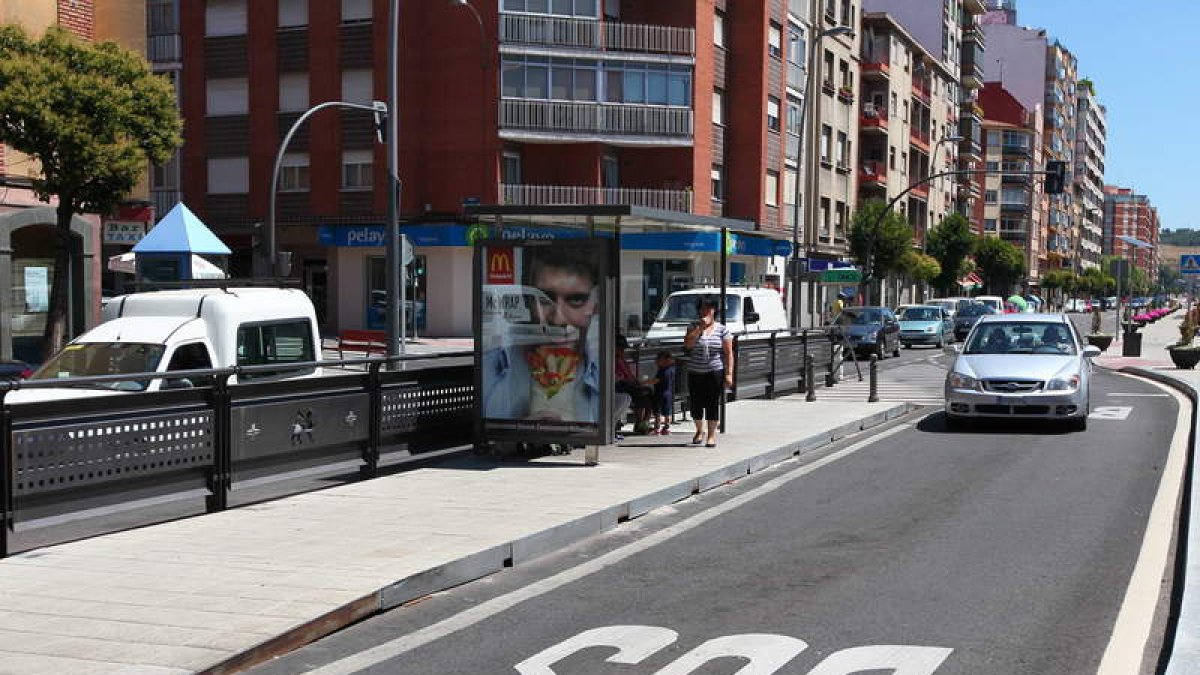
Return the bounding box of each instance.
[473,237,615,448]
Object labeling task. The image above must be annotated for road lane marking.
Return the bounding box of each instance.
[305,423,916,675]
[1106,392,1170,397]
[1096,375,1189,674]
[1089,406,1133,420]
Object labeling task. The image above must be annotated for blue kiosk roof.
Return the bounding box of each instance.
[133,203,231,255]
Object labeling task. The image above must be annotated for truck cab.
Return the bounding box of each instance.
[643,287,789,341]
[16,287,321,401]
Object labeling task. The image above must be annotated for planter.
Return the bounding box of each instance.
[1123,331,1142,357]
[1085,334,1114,351]
[1168,345,1200,370]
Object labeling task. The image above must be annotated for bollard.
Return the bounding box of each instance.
[868,354,880,402]
[584,445,599,466]
[805,353,816,402]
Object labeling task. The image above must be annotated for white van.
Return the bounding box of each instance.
[644,287,788,341]
[16,287,322,401]
[975,295,1005,314]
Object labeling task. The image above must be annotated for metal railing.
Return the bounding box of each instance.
[500,99,693,139]
[147,34,181,63]
[500,14,695,55]
[502,183,693,211]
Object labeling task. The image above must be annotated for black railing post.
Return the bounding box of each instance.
[868,354,880,402]
[207,372,233,513]
[767,332,778,398]
[362,361,383,480]
[0,390,11,559]
[805,353,816,402]
[826,333,839,387]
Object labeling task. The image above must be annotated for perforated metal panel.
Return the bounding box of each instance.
[381,381,473,436]
[13,411,214,496]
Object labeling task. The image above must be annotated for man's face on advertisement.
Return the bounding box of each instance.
[533,265,596,331]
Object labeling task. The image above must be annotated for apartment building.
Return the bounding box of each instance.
[975,82,1044,281]
[861,0,989,230]
[0,0,150,360]
[1073,79,1106,270]
[857,12,958,250]
[176,0,856,336]
[1103,185,1160,280]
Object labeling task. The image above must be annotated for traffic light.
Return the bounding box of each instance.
[1045,160,1067,194]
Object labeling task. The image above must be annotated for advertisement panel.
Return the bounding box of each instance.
[475,239,613,446]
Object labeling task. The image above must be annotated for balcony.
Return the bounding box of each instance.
[963,0,987,14]
[499,99,693,145]
[912,77,931,103]
[910,182,930,200]
[859,161,887,186]
[999,226,1027,241]
[1000,197,1028,212]
[1001,141,1032,157]
[861,53,890,79]
[502,184,693,212]
[860,103,888,132]
[500,14,695,56]
[148,34,181,63]
[909,128,930,153]
[961,43,984,89]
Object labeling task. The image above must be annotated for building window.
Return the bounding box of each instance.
[711,165,725,201]
[839,60,851,89]
[784,168,798,207]
[985,190,997,203]
[836,131,848,167]
[147,0,178,35]
[206,0,246,36]
[820,197,831,234]
[820,125,832,163]
[279,153,310,192]
[768,23,783,58]
[503,0,598,18]
[714,11,726,48]
[823,50,835,88]
[341,0,372,22]
[206,78,248,116]
[767,96,781,132]
[341,150,372,190]
[786,96,801,136]
[984,218,997,231]
[342,69,373,104]
[152,155,179,191]
[765,170,779,207]
[502,150,522,184]
[889,145,896,170]
[712,88,725,125]
[835,200,846,236]
[788,24,805,68]
[503,56,691,107]
[602,153,619,188]
[207,157,249,194]
[987,130,1001,146]
[279,0,308,28]
[278,72,309,112]
[840,0,852,26]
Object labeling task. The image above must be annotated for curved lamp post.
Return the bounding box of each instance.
[267,99,388,277]
[789,24,854,328]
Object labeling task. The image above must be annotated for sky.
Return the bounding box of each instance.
[1015,1,1196,230]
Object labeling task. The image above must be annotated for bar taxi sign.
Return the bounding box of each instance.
[1181,254,1200,275]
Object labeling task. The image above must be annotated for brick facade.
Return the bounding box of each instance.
[56,0,94,41]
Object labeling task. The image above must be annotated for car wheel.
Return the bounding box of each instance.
[892,341,901,357]
[946,414,966,431]
[902,342,910,349]
[1068,415,1088,432]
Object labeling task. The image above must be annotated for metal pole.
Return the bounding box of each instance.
[805,353,816,402]
[868,354,879,402]
[387,0,403,359]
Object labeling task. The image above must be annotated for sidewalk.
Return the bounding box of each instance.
[0,394,918,674]
[1093,309,1180,372]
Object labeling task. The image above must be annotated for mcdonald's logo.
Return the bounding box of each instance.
[486,248,515,284]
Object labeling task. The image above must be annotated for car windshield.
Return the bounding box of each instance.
[31,342,166,391]
[899,307,942,321]
[958,304,991,318]
[964,322,1076,355]
[657,295,740,322]
[839,308,884,325]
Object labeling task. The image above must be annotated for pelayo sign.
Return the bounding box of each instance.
[318,225,387,247]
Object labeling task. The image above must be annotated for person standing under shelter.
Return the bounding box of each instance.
[683,296,733,448]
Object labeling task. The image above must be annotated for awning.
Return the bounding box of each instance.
[958,272,983,288]
[107,252,227,279]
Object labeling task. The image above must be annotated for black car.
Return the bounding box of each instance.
[953,303,997,341]
[0,359,32,380]
[831,306,901,359]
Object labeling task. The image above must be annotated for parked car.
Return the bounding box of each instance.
[830,306,901,359]
[953,302,997,341]
[644,287,788,341]
[943,313,1100,431]
[0,359,32,380]
[1064,298,1092,313]
[898,305,955,348]
[927,297,969,320]
[975,295,1005,314]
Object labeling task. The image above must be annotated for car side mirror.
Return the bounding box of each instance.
[745,311,760,324]
[1082,345,1101,359]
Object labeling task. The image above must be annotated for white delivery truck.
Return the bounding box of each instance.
[643,287,789,341]
[14,287,322,402]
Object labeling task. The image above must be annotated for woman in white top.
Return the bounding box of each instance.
[682,297,734,448]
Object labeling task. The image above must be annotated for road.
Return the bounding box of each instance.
[251,362,1182,675]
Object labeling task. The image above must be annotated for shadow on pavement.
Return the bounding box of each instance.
[916,410,1075,435]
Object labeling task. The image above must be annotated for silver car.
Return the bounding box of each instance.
[943,314,1101,431]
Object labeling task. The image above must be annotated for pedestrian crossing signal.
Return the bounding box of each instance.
[1182,255,1200,275]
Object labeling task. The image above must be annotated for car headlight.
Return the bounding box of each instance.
[1045,375,1080,392]
[948,372,978,390]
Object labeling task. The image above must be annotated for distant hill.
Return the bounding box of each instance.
[1160,228,1200,246]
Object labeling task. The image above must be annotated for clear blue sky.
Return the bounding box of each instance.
[1016,1,1195,231]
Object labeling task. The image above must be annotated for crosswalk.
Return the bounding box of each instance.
[816,358,949,404]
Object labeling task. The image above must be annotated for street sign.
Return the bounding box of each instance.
[820,268,862,284]
[1182,254,1200,275]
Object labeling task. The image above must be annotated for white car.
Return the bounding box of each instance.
[944,313,1100,431]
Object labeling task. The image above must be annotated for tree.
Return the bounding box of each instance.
[901,250,941,286]
[973,236,1026,294]
[926,213,977,295]
[849,200,913,301]
[1040,269,1065,310]
[0,25,182,354]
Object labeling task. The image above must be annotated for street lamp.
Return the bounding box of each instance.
[924,133,962,252]
[386,0,402,358]
[789,24,854,329]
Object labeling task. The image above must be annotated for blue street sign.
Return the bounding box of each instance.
[1182,254,1200,275]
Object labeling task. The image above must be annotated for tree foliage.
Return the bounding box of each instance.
[901,250,941,284]
[973,236,1026,294]
[849,200,913,282]
[0,25,182,352]
[926,213,977,295]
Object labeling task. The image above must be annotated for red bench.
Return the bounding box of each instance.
[336,329,388,359]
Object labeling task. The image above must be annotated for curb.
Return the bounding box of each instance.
[1117,367,1196,675]
[199,402,920,674]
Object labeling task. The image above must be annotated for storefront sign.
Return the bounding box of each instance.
[820,268,862,284]
[103,221,147,245]
[486,247,515,284]
[319,224,471,247]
